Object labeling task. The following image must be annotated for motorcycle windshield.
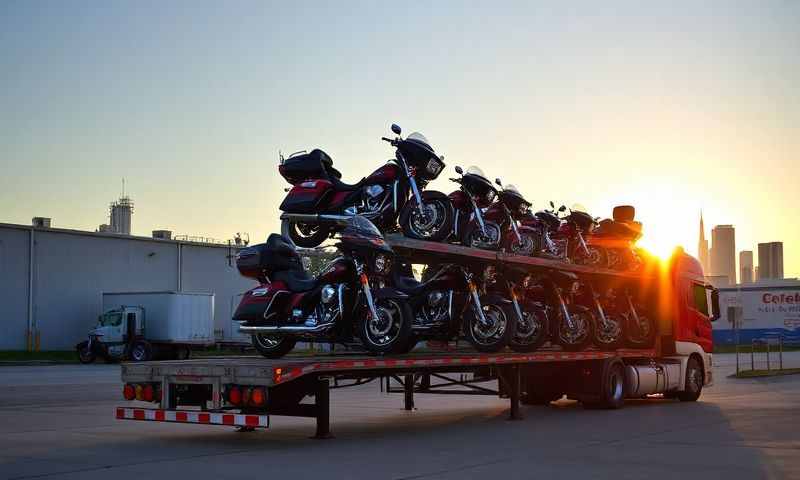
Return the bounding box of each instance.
[341,216,383,240]
[571,203,589,214]
[465,166,489,182]
[406,132,432,149]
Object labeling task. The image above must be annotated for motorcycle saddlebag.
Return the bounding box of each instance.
[236,234,304,279]
[279,149,340,184]
[279,179,333,214]
[233,281,291,322]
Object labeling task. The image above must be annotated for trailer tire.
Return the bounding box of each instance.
[677,356,703,402]
[584,359,626,409]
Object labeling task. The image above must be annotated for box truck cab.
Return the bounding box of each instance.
[77,292,215,364]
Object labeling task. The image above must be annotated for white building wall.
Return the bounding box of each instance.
[0,224,255,350]
[0,228,32,350]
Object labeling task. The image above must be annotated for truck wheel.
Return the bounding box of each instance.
[584,359,626,409]
[76,342,96,364]
[677,356,703,402]
[252,334,297,359]
[129,341,153,362]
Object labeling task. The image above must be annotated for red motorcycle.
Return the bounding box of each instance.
[278,124,452,247]
[479,179,539,255]
[587,205,643,270]
[447,166,502,249]
[233,217,413,358]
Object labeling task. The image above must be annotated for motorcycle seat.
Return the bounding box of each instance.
[393,275,428,295]
[273,270,317,292]
[329,175,366,191]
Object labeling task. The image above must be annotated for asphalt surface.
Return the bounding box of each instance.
[1,353,798,480]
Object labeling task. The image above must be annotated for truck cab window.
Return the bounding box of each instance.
[100,313,122,327]
[691,284,709,317]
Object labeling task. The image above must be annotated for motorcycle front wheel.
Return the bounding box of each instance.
[504,231,540,257]
[463,295,515,353]
[461,222,503,251]
[281,219,331,248]
[593,313,624,351]
[509,301,548,352]
[252,334,297,359]
[399,191,453,242]
[357,298,413,355]
[624,308,656,348]
[554,307,595,351]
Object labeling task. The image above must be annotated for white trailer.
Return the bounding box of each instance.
[715,284,800,345]
[77,291,215,363]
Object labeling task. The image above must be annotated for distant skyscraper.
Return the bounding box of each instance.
[697,211,710,273]
[758,242,784,280]
[739,250,753,284]
[711,225,736,285]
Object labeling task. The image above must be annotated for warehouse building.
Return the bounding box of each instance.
[0,222,257,350]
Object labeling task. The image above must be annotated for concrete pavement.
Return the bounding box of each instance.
[0,353,798,479]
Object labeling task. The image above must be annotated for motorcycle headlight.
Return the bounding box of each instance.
[321,285,337,304]
[519,203,529,215]
[485,190,496,203]
[426,158,443,176]
[483,265,497,283]
[374,254,390,274]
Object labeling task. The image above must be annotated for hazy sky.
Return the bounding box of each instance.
[1,1,798,277]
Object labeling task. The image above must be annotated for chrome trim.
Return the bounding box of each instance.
[239,323,334,333]
[262,290,289,319]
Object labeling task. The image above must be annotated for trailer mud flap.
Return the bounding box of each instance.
[116,407,269,428]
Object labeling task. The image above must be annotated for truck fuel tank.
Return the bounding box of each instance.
[624,362,681,397]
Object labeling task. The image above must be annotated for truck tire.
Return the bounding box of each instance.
[677,356,703,402]
[584,359,626,409]
[252,334,297,359]
[76,342,96,364]
[129,341,153,362]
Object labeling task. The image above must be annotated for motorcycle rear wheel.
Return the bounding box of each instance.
[281,219,331,248]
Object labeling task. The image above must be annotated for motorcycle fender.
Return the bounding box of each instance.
[372,287,410,301]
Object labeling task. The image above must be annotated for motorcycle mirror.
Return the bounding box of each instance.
[455,166,463,174]
[391,124,402,135]
[495,178,502,186]
[549,201,555,208]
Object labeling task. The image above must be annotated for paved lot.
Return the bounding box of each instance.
[1,353,798,480]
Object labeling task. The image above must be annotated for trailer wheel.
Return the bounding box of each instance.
[584,359,625,409]
[677,356,703,402]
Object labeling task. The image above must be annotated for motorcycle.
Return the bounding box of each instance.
[604,286,656,348]
[542,203,603,265]
[278,124,452,247]
[574,280,624,350]
[391,261,516,353]
[233,216,413,358]
[481,179,540,255]
[534,270,597,351]
[489,265,549,352]
[447,165,501,249]
[588,205,644,271]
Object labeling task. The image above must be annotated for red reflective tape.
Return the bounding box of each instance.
[133,409,145,420]
[175,411,188,422]
[222,414,235,425]
[245,416,259,427]
[116,408,125,419]
[198,413,210,424]
[155,410,165,421]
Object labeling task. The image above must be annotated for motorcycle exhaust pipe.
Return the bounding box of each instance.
[238,323,333,333]
[280,213,352,225]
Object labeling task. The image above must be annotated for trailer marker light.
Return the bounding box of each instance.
[250,387,266,406]
[135,384,144,401]
[273,368,283,383]
[228,386,242,406]
[123,384,136,401]
[143,384,154,402]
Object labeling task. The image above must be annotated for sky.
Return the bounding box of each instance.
[1,1,799,278]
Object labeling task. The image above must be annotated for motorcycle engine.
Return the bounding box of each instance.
[364,185,387,213]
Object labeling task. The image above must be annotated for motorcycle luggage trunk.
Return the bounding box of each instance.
[236,235,304,279]
[279,180,333,214]
[279,149,338,185]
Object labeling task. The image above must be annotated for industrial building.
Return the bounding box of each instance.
[0,222,256,351]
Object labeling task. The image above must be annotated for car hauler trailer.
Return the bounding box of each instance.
[117,235,718,437]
